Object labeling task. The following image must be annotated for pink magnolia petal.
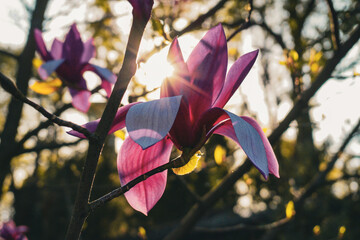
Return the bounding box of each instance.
[69,88,91,112]
[185,24,227,121]
[212,110,270,179]
[67,102,139,138]
[126,96,182,149]
[62,23,84,67]
[128,0,154,22]
[80,38,95,64]
[213,50,259,108]
[38,59,65,80]
[241,116,279,178]
[50,38,63,60]
[34,29,51,61]
[118,137,173,215]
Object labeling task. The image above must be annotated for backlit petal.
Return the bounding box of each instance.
[34,29,51,61]
[241,116,279,178]
[38,59,65,80]
[126,96,182,149]
[80,38,95,64]
[161,38,195,146]
[185,24,227,120]
[118,137,173,215]
[213,110,270,179]
[67,103,139,138]
[50,38,63,59]
[213,50,259,108]
[69,88,91,113]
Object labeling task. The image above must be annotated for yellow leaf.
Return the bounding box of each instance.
[286,201,295,219]
[33,58,43,68]
[138,226,146,240]
[313,225,321,235]
[114,130,126,140]
[228,47,238,57]
[214,145,226,165]
[289,50,299,61]
[326,168,343,181]
[30,78,62,95]
[279,60,287,65]
[311,63,319,74]
[314,51,323,62]
[151,18,165,37]
[172,151,202,175]
[338,226,346,238]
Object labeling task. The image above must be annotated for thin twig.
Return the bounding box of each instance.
[89,143,204,211]
[17,103,72,147]
[170,0,228,38]
[326,0,340,50]
[227,0,253,42]
[0,49,19,60]
[0,72,96,140]
[259,118,360,240]
[295,118,360,206]
[195,217,290,233]
[18,139,83,154]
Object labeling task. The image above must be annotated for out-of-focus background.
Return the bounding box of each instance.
[0,0,359,239]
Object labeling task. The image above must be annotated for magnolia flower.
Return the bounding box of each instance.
[69,25,279,215]
[33,23,116,112]
[0,221,28,240]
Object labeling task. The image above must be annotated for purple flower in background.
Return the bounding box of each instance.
[69,25,279,215]
[33,23,116,112]
[0,221,28,240]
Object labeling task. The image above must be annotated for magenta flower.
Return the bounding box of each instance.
[33,23,116,112]
[69,25,279,215]
[0,221,28,240]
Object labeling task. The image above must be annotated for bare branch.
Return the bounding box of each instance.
[195,217,290,233]
[227,0,253,42]
[326,0,341,50]
[0,49,19,60]
[0,72,96,140]
[170,0,228,38]
[19,139,83,154]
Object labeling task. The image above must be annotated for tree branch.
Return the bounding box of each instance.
[65,11,151,240]
[195,217,290,233]
[326,0,341,50]
[170,0,228,38]
[259,118,360,240]
[0,49,19,60]
[227,0,253,41]
[0,0,49,199]
[0,72,96,140]
[18,139,83,154]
